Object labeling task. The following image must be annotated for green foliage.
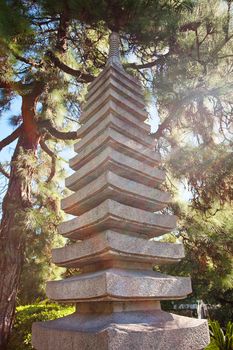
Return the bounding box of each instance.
[7,302,75,350]
[0,0,32,41]
[17,152,67,303]
[168,144,233,211]
[151,0,233,314]
[205,321,233,350]
[208,304,233,328]
[155,0,233,210]
[40,0,194,37]
[159,203,233,323]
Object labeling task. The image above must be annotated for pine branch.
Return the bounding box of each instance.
[46,50,95,83]
[218,54,233,59]
[31,18,59,26]
[12,52,43,68]
[126,59,160,70]
[0,125,22,151]
[0,78,24,93]
[151,84,233,139]
[152,114,174,139]
[0,163,10,179]
[0,79,20,92]
[55,2,70,53]
[38,119,77,140]
[40,139,57,183]
[125,51,169,71]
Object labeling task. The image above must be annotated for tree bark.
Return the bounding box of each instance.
[0,131,40,349]
[0,84,43,348]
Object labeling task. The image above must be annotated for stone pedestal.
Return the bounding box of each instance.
[32,32,209,349]
[33,304,209,350]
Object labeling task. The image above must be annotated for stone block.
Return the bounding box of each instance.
[74,113,155,153]
[87,65,143,100]
[59,199,177,240]
[62,171,170,215]
[77,100,150,140]
[80,87,147,123]
[52,230,185,268]
[86,65,142,99]
[46,268,191,301]
[32,310,210,350]
[84,75,145,113]
[70,127,159,170]
[66,147,165,191]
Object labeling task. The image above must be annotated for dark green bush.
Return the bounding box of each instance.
[208,306,233,328]
[7,302,75,350]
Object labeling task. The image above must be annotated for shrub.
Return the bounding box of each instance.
[7,302,75,350]
[205,321,233,350]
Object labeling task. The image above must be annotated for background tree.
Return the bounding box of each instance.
[146,0,233,322]
[0,0,195,347]
[0,0,233,348]
[0,1,95,346]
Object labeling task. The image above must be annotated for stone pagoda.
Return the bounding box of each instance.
[32,32,210,350]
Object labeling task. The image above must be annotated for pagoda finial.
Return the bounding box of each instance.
[107,31,123,69]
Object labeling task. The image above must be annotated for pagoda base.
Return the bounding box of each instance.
[32,308,209,350]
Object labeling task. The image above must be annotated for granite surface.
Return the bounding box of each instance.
[52,230,185,268]
[32,310,210,350]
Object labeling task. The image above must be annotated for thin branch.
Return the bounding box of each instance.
[151,83,233,139]
[12,52,43,68]
[40,139,56,183]
[55,2,70,53]
[32,16,59,21]
[125,55,167,70]
[218,54,233,59]
[0,163,10,179]
[46,50,95,83]
[31,19,59,26]
[225,0,232,41]
[0,78,24,93]
[38,119,77,140]
[65,116,80,124]
[0,125,22,151]
[195,29,200,61]
[211,33,233,58]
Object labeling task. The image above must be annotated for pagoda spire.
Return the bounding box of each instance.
[107,31,123,69]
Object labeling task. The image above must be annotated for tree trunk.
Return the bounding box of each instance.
[0,132,39,349]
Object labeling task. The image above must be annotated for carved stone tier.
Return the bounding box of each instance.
[76,100,151,139]
[70,127,159,169]
[79,66,145,124]
[32,32,209,350]
[46,269,191,302]
[66,147,165,191]
[62,171,170,215]
[59,199,176,240]
[70,121,157,170]
[52,231,185,268]
[81,84,147,123]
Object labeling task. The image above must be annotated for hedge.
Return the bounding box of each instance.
[7,302,75,350]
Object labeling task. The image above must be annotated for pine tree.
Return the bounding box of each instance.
[151,0,233,210]
[147,0,233,320]
[0,0,195,347]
